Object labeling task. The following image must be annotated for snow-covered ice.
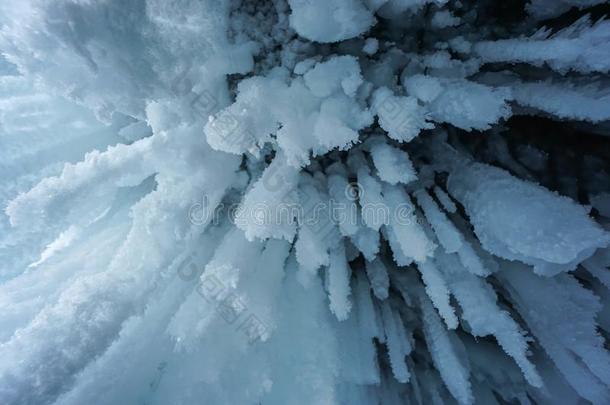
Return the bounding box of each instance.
[1,0,610,404]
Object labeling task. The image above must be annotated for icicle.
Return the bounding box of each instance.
[354,270,384,341]
[433,186,457,214]
[371,87,433,142]
[419,293,474,405]
[583,249,610,289]
[350,225,380,261]
[448,161,610,275]
[474,17,610,74]
[380,300,411,383]
[414,188,463,254]
[414,260,459,329]
[365,257,390,300]
[358,168,387,231]
[328,240,353,321]
[235,153,300,241]
[370,141,417,185]
[435,253,542,387]
[327,171,360,237]
[498,261,610,403]
[295,179,342,284]
[381,183,436,263]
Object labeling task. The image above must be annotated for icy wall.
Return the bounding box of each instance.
[1,0,610,404]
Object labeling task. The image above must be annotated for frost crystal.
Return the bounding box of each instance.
[1,1,610,404]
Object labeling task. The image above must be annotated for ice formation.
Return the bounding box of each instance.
[1,0,610,404]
